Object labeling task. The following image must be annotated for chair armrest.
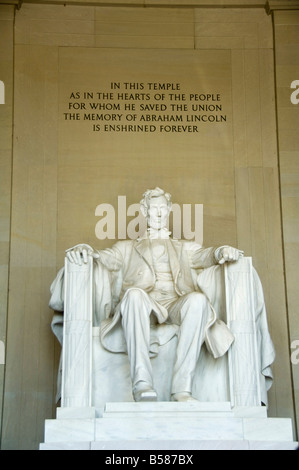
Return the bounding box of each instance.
[224,257,262,407]
[61,255,93,408]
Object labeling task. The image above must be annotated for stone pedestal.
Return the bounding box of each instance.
[39,402,298,450]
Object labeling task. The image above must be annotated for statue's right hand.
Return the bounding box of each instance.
[65,244,99,265]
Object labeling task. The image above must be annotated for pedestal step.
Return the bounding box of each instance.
[40,402,297,450]
[40,440,299,451]
[102,401,267,419]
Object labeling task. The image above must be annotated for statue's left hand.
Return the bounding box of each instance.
[216,246,244,265]
[65,244,99,265]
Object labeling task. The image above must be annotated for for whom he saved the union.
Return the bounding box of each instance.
[64,187,247,403]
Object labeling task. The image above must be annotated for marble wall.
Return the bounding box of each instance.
[0,1,298,449]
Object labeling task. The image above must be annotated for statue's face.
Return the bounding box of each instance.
[146,195,170,230]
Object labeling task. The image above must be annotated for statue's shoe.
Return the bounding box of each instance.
[171,392,198,402]
[133,383,158,402]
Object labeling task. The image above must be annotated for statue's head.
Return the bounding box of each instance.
[140,187,172,230]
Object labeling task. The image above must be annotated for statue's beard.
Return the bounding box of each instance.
[148,217,168,230]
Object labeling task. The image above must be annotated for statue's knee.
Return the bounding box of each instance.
[120,288,149,319]
[187,292,208,307]
[125,288,146,303]
[182,292,209,320]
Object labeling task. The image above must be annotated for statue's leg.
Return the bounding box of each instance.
[120,288,157,402]
[170,292,211,401]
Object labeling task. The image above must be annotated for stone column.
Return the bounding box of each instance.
[268,0,299,437]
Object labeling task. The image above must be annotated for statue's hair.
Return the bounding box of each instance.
[140,187,172,215]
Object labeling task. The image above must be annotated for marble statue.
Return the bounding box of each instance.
[56,187,266,404]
